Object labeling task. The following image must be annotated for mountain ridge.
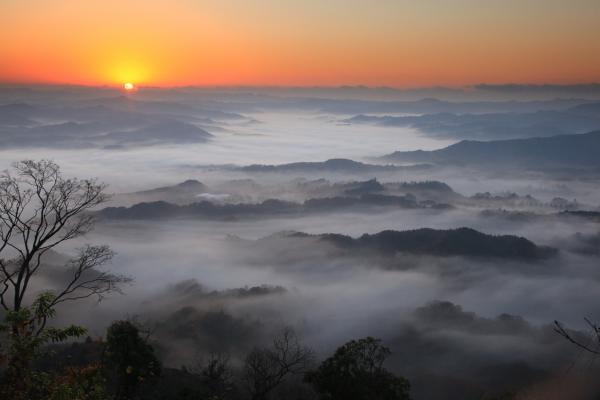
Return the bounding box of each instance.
[381,129,600,168]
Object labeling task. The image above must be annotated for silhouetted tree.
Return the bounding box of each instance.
[244,327,314,400]
[0,160,129,398]
[305,337,410,400]
[103,320,161,400]
[201,352,234,399]
[0,160,128,313]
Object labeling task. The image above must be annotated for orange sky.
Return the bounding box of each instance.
[1,0,599,87]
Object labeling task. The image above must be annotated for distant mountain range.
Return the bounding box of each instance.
[101,120,213,149]
[109,177,593,217]
[381,130,600,169]
[238,158,432,173]
[343,101,600,140]
[80,95,245,120]
[0,107,215,149]
[0,95,256,149]
[261,228,556,260]
[109,178,466,209]
[220,96,595,115]
[98,192,448,220]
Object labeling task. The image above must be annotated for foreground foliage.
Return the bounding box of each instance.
[305,337,410,400]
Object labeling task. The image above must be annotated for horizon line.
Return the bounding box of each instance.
[2,82,600,91]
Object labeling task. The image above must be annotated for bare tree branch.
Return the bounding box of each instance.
[244,327,314,400]
[0,160,128,337]
[554,319,600,355]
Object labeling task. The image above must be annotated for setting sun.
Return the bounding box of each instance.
[123,82,135,91]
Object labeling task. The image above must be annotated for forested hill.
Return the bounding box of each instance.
[381,130,600,168]
[287,227,556,260]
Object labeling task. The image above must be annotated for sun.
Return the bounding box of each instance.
[123,82,135,91]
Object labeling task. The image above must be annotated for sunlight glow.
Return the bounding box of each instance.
[1,1,599,86]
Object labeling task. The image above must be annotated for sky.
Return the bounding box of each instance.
[1,0,599,87]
